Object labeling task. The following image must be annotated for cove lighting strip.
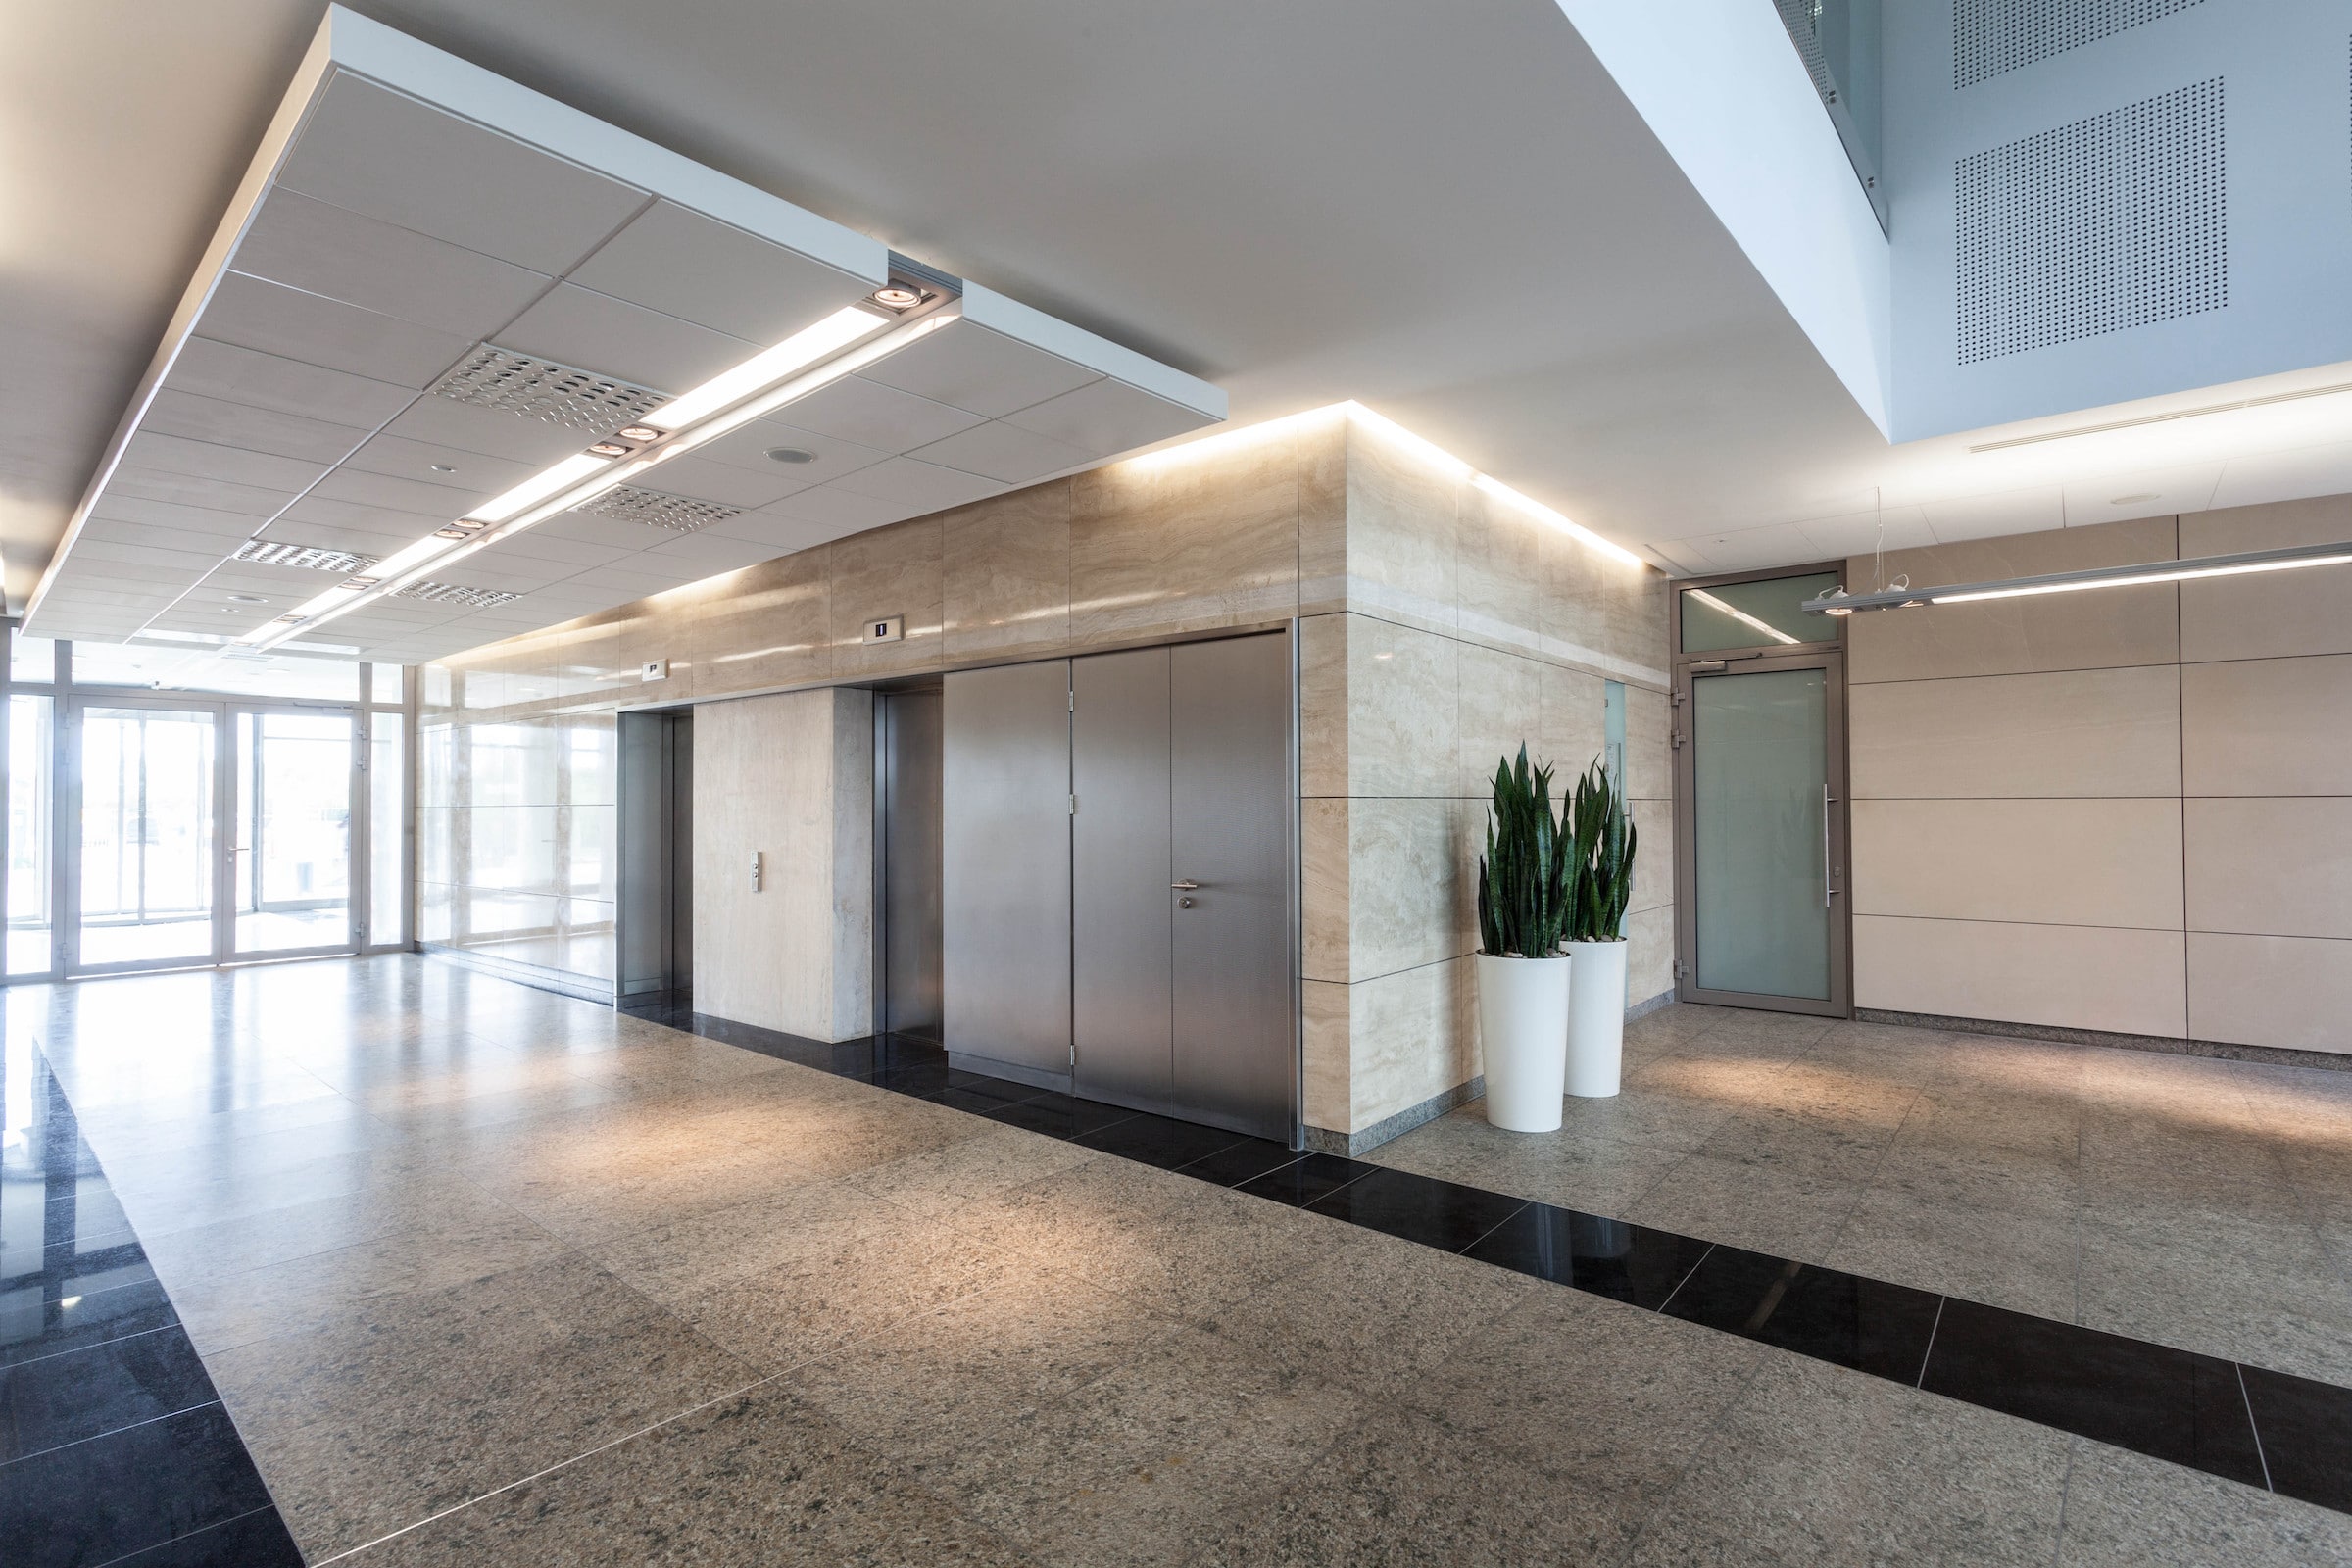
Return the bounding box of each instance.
[1340,404,1647,569]
[241,301,958,650]
[1801,539,2352,616]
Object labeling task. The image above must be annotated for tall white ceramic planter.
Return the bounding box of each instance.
[1563,939,1627,1098]
[1476,953,1570,1131]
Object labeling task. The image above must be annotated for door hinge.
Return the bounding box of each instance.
[1671,730,1685,750]
[1673,957,1687,978]
[1069,691,1075,711]
[1069,794,1078,815]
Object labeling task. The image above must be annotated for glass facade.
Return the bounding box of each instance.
[6,696,52,976]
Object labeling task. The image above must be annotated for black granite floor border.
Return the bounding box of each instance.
[0,1056,304,1568]
[633,1003,2352,1520]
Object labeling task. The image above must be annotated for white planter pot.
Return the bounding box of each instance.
[1564,939,1628,1098]
[1475,952,1570,1132]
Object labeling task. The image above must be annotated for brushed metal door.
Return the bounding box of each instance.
[1071,647,1173,1109]
[1170,633,1294,1140]
[942,661,1072,1079]
[877,691,943,1041]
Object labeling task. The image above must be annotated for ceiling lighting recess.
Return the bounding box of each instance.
[1803,539,2352,615]
[642,305,891,430]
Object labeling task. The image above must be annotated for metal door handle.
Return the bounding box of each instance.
[1170,880,1200,891]
[1822,787,1837,908]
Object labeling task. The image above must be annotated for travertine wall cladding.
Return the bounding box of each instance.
[1848,497,2352,1055]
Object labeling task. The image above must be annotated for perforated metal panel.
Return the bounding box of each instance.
[396,581,518,609]
[1954,0,2207,89]
[571,485,744,534]
[429,344,670,431]
[233,540,379,573]
[1955,78,2227,366]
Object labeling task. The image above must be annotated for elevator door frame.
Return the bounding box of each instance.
[1668,564,1851,1018]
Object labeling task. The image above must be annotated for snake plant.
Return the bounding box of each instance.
[1565,758,1639,942]
[1476,745,1570,959]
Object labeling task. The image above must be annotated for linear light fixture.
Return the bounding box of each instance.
[242,301,953,651]
[1686,588,1801,644]
[1801,539,2352,615]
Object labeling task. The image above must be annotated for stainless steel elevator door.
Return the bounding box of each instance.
[1072,648,1174,1109]
[877,691,943,1041]
[941,661,1072,1078]
[1170,634,1294,1141]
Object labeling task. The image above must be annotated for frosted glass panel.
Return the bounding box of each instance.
[1691,667,1830,1000]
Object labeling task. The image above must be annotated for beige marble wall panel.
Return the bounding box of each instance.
[1296,408,1349,617]
[1853,914,2187,1038]
[2187,932,2352,1054]
[1851,798,2183,929]
[1301,978,1351,1134]
[1628,798,1673,916]
[1345,613,1457,798]
[1457,642,1544,798]
[1846,515,2180,683]
[686,549,831,697]
[1539,662,1608,784]
[1348,956,1477,1134]
[1069,423,1299,643]
[2185,797,2352,938]
[1301,798,1350,983]
[828,688,876,1037]
[2181,654,2352,796]
[1454,482,1543,658]
[1625,684,1672,802]
[1343,418,1459,635]
[1298,612,1348,799]
[610,575,743,703]
[829,517,943,680]
[1341,797,1475,982]
[1849,666,2181,800]
[1626,904,1675,1005]
[941,481,1071,662]
[1543,526,1669,688]
[443,616,618,715]
[2180,495,2352,662]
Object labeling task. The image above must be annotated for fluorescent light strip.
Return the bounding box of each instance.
[243,304,959,651]
[1686,588,1802,644]
[648,306,889,429]
[1801,540,2352,615]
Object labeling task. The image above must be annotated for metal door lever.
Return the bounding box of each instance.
[1170,880,1200,890]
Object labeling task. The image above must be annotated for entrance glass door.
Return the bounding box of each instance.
[233,710,356,957]
[74,704,221,970]
[1674,651,1849,1015]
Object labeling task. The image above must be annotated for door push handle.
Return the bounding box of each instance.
[1822,787,1838,908]
[1170,880,1200,891]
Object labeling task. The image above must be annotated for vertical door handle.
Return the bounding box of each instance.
[1822,787,1837,907]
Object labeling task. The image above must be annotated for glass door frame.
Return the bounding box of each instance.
[1668,564,1852,1017]
[226,703,366,965]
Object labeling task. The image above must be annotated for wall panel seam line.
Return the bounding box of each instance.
[1335,954,1471,985]
[2182,928,2352,940]
[1848,664,2181,685]
[1854,912,2188,933]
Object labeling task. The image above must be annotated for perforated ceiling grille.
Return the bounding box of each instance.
[429,345,669,431]
[233,539,378,573]
[1954,0,2208,88]
[1773,0,1836,105]
[1955,78,2227,366]
[395,581,518,609]
[571,484,744,534]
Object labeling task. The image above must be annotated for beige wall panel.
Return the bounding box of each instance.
[1301,797,1349,984]
[1544,526,1670,688]
[1068,424,1299,643]
[1301,978,1351,1134]
[1344,418,1459,635]
[1847,514,2179,683]
[440,617,618,714]
[1457,642,1544,799]
[1849,666,2181,800]
[829,516,943,680]
[1851,798,2183,929]
[1348,956,1477,1134]
[1344,613,1457,799]
[1853,914,2187,1038]
[686,548,831,697]
[2185,797,2352,938]
[1628,798,1673,916]
[1298,612,1348,799]
[2187,932,2352,1054]
[829,689,876,1035]
[1625,683,1671,802]
[1455,482,1543,659]
[1296,408,1349,617]
[1342,796,1475,982]
[1626,903,1676,1006]
[1539,662,1608,787]
[941,481,1071,662]
[2181,654,2352,797]
[2180,495,2352,662]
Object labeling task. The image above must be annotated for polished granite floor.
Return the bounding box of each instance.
[1372,1004,2352,1393]
[5,957,2350,1565]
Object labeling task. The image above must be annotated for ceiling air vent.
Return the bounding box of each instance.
[571,484,745,534]
[394,582,519,609]
[429,345,669,432]
[1955,77,2227,366]
[1954,0,2207,89]
[233,540,379,573]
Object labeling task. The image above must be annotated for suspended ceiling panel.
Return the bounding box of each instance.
[27,7,1223,664]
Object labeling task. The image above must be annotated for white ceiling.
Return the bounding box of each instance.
[10,0,2352,657]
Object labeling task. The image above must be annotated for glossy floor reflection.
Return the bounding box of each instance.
[7,959,2350,1566]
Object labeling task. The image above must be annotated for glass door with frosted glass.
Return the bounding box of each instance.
[1673,652,1849,1015]
[231,709,358,958]
[70,703,226,971]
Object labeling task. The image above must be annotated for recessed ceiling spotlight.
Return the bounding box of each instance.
[227,593,268,603]
[452,518,489,531]
[341,576,380,590]
[615,425,662,442]
[870,285,924,311]
[2110,492,2159,505]
[766,446,816,465]
[429,464,456,473]
[586,441,631,458]
[435,527,469,540]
